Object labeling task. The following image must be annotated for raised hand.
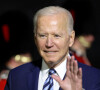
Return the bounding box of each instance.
[52,56,82,90]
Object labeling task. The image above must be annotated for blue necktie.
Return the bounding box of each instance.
[43,69,56,90]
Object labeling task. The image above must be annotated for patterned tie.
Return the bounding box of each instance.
[43,69,56,90]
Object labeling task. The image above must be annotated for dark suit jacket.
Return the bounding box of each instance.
[5,59,100,90]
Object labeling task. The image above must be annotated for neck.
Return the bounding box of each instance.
[47,52,69,68]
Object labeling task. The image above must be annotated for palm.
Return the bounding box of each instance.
[52,56,82,90]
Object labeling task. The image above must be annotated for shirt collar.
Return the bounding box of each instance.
[55,58,67,80]
[41,60,49,76]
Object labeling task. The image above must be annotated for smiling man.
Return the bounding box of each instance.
[5,6,100,90]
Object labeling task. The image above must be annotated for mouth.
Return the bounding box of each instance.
[44,50,57,54]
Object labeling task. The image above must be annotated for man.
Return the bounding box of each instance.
[5,6,100,90]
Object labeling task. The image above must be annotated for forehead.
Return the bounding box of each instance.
[37,13,68,31]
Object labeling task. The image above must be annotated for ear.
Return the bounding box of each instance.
[69,30,75,47]
[34,34,37,45]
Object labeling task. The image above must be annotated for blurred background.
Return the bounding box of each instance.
[0,0,100,70]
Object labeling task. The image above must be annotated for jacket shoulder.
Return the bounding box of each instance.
[10,59,42,74]
[78,62,100,73]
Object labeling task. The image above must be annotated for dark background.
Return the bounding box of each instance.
[0,0,100,69]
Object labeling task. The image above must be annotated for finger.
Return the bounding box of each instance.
[73,60,78,75]
[78,68,82,79]
[70,56,74,73]
[51,74,62,84]
[67,56,70,72]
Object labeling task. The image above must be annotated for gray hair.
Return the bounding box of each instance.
[33,6,74,35]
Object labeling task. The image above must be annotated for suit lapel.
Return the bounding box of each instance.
[27,59,42,90]
[27,66,40,90]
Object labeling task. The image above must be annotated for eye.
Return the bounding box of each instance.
[40,35,45,37]
[38,34,46,38]
[54,34,61,38]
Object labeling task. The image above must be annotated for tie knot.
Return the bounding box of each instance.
[49,69,56,75]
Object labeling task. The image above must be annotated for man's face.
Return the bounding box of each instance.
[35,13,75,68]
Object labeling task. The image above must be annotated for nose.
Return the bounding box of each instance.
[45,36,54,48]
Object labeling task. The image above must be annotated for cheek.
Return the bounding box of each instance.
[36,40,45,49]
[56,39,69,50]
[62,39,70,49]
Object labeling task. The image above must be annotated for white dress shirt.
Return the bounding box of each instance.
[38,58,67,90]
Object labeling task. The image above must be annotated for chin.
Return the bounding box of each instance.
[46,59,61,68]
[46,61,57,68]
